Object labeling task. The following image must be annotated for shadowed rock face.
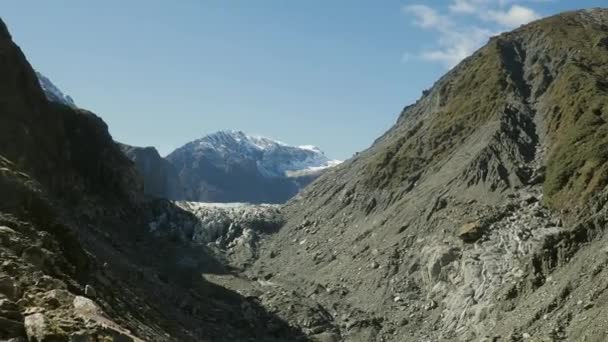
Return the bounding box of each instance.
[240,8,608,341]
[0,19,141,209]
[35,71,76,108]
[119,144,185,200]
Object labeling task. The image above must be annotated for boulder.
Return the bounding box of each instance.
[0,298,22,320]
[0,316,25,337]
[311,332,340,342]
[42,289,74,308]
[0,276,20,301]
[458,221,484,242]
[73,296,103,318]
[24,313,66,341]
[35,275,67,290]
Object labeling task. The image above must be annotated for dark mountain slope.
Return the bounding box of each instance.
[0,18,306,341]
[119,144,184,200]
[244,8,608,341]
[0,19,141,208]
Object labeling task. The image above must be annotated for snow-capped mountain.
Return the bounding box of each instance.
[166,130,341,204]
[35,71,76,108]
[182,130,340,177]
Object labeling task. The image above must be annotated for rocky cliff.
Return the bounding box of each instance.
[119,144,184,200]
[35,71,76,108]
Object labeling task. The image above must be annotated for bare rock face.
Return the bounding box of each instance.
[148,201,283,268]
[457,221,483,242]
[119,144,184,200]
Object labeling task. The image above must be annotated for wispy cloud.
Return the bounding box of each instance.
[403,1,541,68]
[486,5,540,27]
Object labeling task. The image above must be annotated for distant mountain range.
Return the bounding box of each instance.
[120,131,340,204]
[166,130,341,203]
[36,74,340,204]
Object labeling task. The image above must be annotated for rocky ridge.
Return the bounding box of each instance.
[35,71,76,108]
[166,130,341,204]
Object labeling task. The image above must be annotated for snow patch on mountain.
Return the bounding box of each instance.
[35,71,76,108]
[186,130,341,178]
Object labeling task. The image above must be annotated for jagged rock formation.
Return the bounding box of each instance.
[0,18,306,341]
[216,8,608,341]
[167,130,340,204]
[119,144,184,199]
[35,71,76,108]
[148,201,282,268]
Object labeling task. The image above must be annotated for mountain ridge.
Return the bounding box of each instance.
[35,71,76,108]
[163,130,340,203]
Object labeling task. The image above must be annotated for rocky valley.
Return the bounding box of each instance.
[2,7,608,342]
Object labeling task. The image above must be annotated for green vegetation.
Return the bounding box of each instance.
[543,64,608,208]
[366,10,608,211]
[364,40,507,189]
[535,15,608,208]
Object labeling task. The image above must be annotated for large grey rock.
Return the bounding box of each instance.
[119,144,184,200]
[24,313,61,341]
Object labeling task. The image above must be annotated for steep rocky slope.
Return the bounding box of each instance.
[119,143,184,199]
[167,130,340,203]
[0,18,307,341]
[233,8,608,341]
[35,72,76,108]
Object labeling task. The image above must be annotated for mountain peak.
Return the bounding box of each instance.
[165,130,341,203]
[35,71,76,108]
[179,130,341,177]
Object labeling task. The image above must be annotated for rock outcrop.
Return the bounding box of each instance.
[119,144,184,199]
[35,71,76,108]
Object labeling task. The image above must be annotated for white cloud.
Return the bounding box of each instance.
[420,27,494,68]
[402,5,447,29]
[403,1,541,68]
[486,5,540,27]
[449,0,478,14]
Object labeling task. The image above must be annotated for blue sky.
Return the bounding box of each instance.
[1,1,603,159]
